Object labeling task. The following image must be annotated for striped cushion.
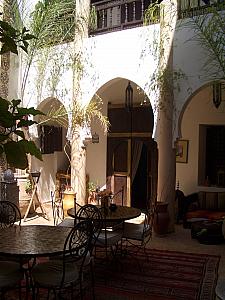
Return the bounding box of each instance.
[218,193,225,211]
[205,192,218,210]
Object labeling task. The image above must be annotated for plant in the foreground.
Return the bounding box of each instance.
[0,17,36,55]
[0,98,44,169]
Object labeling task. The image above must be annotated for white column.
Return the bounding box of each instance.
[70,0,90,205]
[157,0,178,232]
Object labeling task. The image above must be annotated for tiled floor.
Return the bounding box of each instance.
[22,202,225,298]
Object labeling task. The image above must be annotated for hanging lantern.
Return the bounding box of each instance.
[213,82,222,109]
[125,81,133,112]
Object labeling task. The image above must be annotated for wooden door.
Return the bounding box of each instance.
[107,137,158,209]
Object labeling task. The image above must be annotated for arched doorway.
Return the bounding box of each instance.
[106,94,158,209]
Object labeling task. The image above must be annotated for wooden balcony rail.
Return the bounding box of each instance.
[178,0,224,19]
[90,0,159,36]
[90,0,224,36]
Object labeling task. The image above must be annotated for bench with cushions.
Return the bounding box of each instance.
[179,191,225,227]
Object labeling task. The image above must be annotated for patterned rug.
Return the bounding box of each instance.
[91,248,220,300]
[6,248,220,300]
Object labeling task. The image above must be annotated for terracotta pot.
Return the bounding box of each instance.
[153,202,170,235]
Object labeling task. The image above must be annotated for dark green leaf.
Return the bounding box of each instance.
[0,111,15,128]
[0,134,9,142]
[23,33,37,40]
[0,97,10,110]
[14,130,25,139]
[0,42,18,55]
[4,141,28,169]
[11,99,21,107]
[19,45,28,53]
[17,107,45,116]
[22,27,29,34]
[16,119,37,127]
[0,21,17,36]
[23,40,29,49]
[18,140,42,161]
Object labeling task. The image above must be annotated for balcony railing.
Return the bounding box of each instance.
[89,0,159,36]
[178,0,224,19]
[90,0,224,35]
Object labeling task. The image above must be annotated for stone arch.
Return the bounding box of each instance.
[36,97,69,128]
[85,77,156,138]
[177,79,225,140]
[85,76,158,209]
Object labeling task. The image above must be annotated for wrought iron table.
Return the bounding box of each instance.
[67,205,141,222]
[0,225,71,259]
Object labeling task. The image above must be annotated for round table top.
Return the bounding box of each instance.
[67,205,141,222]
[0,225,71,258]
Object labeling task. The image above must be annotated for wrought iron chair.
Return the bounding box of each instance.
[31,220,93,300]
[76,204,103,298]
[0,201,24,300]
[94,206,124,260]
[122,198,156,255]
[0,200,21,228]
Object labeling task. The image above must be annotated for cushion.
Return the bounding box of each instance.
[205,192,218,210]
[198,192,218,210]
[186,210,225,221]
[32,259,79,287]
[0,261,23,288]
[186,210,210,220]
[123,223,145,241]
[205,211,225,220]
[218,193,225,211]
[96,230,123,247]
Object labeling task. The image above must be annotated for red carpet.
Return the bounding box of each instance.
[92,248,220,300]
[6,248,220,300]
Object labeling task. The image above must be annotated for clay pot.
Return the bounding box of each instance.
[153,202,170,235]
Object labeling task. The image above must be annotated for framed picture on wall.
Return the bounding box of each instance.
[176,140,189,163]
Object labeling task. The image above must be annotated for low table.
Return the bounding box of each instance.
[191,220,224,244]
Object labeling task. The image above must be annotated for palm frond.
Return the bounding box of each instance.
[183,7,225,79]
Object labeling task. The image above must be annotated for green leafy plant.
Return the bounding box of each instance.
[0,98,44,169]
[0,17,36,55]
[182,3,225,80]
[25,179,33,194]
[0,11,45,170]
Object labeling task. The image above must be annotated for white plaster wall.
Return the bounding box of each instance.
[80,25,160,123]
[173,14,224,139]
[21,44,74,109]
[81,25,160,187]
[86,99,108,189]
[176,86,225,195]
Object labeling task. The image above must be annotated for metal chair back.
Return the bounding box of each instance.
[0,200,21,228]
[61,220,93,287]
[76,204,103,251]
